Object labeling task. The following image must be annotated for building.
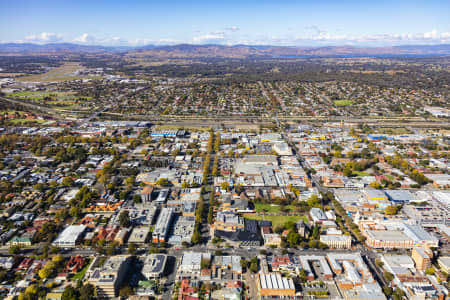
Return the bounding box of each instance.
[411,247,432,271]
[177,252,211,280]
[403,204,449,227]
[437,256,450,273]
[142,254,167,279]
[257,273,296,299]
[400,223,439,248]
[424,173,450,188]
[141,185,153,202]
[52,225,86,247]
[273,142,292,155]
[88,255,131,298]
[182,200,197,217]
[213,256,242,275]
[128,226,150,245]
[384,190,415,204]
[320,235,352,249]
[365,230,413,249]
[213,219,261,248]
[213,211,245,232]
[299,255,333,280]
[153,207,174,243]
[310,208,327,223]
[0,256,14,269]
[263,233,282,247]
[382,255,415,276]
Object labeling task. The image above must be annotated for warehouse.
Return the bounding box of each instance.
[257,272,296,298]
[52,225,86,247]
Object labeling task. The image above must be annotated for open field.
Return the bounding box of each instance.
[0,73,25,77]
[243,214,308,227]
[17,62,97,82]
[9,118,46,124]
[8,91,77,101]
[6,90,92,110]
[375,127,412,135]
[333,100,354,106]
[352,171,370,177]
[254,203,296,213]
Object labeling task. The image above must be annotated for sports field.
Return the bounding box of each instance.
[334,100,354,106]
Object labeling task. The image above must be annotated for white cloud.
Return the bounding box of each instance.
[72,33,95,44]
[225,26,240,32]
[12,29,450,47]
[25,32,63,43]
[192,33,226,43]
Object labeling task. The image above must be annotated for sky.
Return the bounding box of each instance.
[0,0,449,47]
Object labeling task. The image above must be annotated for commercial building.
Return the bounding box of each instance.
[382,255,415,276]
[403,204,449,227]
[256,273,296,298]
[320,235,352,249]
[213,211,245,232]
[142,254,167,279]
[384,190,415,204]
[411,247,432,271]
[88,255,131,298]
[263,233,282,248]
[365,230,413,249]
[399,223,439,248]
[299,255,333,280]
[167,216,195,245]
[52,225,86,247]
[213,255,242,275]
[177,252,211,280]
[213,219,261,248]
[128,226,150,245]
[141,185,153,202]
[437,256,450,273]
[310,208,327,223]
[153,207,174,243]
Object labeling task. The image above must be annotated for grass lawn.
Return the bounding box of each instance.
[254,203,296,213]
[9,118,46,124]
[385,174,395,181]
[376,127,411,135]
[8,91,78,101]
[72,258,92,281]
[334,100,354,106]
[243,214,308,228]
[352,171,370,177]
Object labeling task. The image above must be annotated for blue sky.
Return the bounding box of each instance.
[0,0,449,46]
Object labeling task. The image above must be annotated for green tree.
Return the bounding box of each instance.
[155,178,170,186]
[249,257,258,273]
[425,267,435,275]
[62,176,74,187]
[62,285,79,300]
[191,230,201,245]
[383,271,394,282]
[307,195,321,208]
[80,283,96,300]
[128,243,137,255]
[220,181,230,191]
[119,210,130,227]
[69,206,82,218]
[385,205,401,215]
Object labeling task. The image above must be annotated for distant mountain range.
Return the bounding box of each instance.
[1,42,449,58]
